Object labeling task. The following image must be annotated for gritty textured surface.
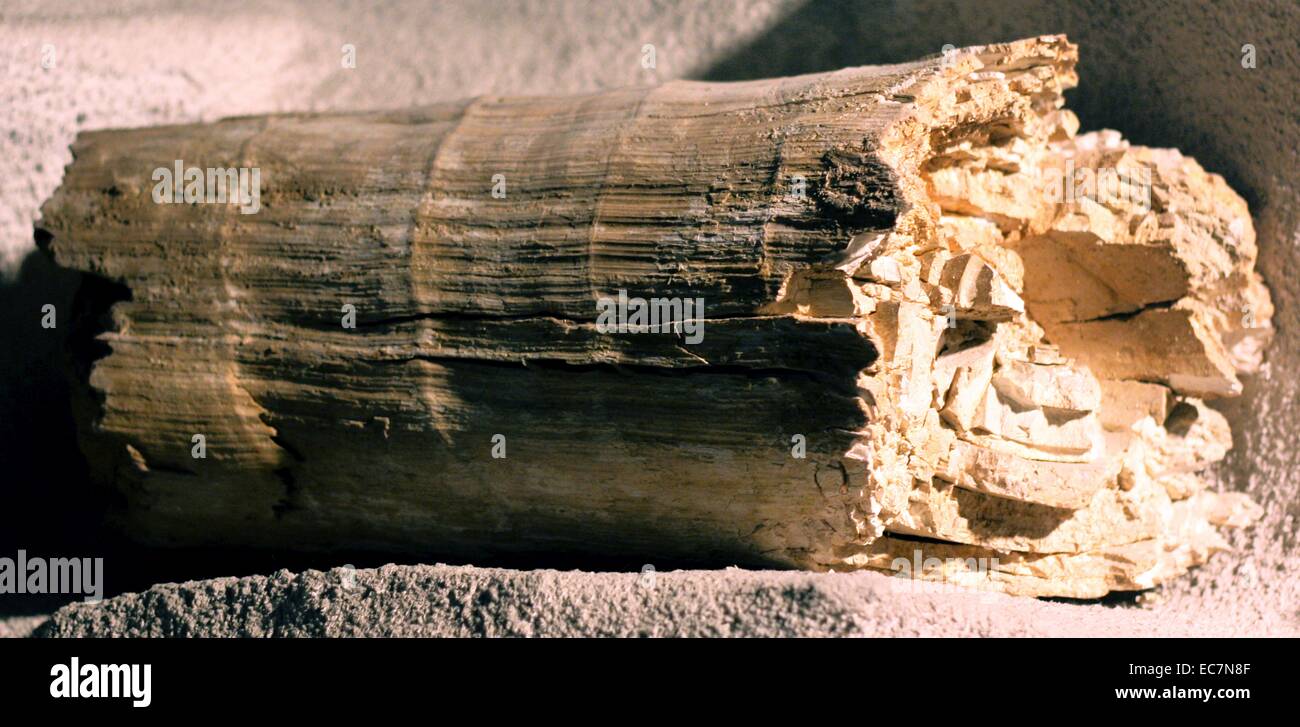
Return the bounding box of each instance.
[2,0,1298,636]
[0,616,47,638]
[33,563,1272,638]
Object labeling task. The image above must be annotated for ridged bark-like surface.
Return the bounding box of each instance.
[39,36,1272,597]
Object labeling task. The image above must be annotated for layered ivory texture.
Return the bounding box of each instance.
[39,37,1272,598]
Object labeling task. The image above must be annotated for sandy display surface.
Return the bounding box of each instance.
[3,0,1297,636]
[29,563,1279,638]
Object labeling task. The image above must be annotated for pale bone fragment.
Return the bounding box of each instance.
[936,439,1118,509]
[1137,398,1232,488]
[991,357,1101,412]
[963,384,1103,461]
[939,360,995,432]
[921,252,1024,320]
[1098,379,1171,431]
[1046,303,1243,398]
[1193,491,1264,529]
[932,339,997,410]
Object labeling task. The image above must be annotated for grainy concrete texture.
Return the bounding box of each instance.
[32,563,1266,638]
[3,0,1298,636]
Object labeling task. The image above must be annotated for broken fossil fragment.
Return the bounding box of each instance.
[37,36,1271,599]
